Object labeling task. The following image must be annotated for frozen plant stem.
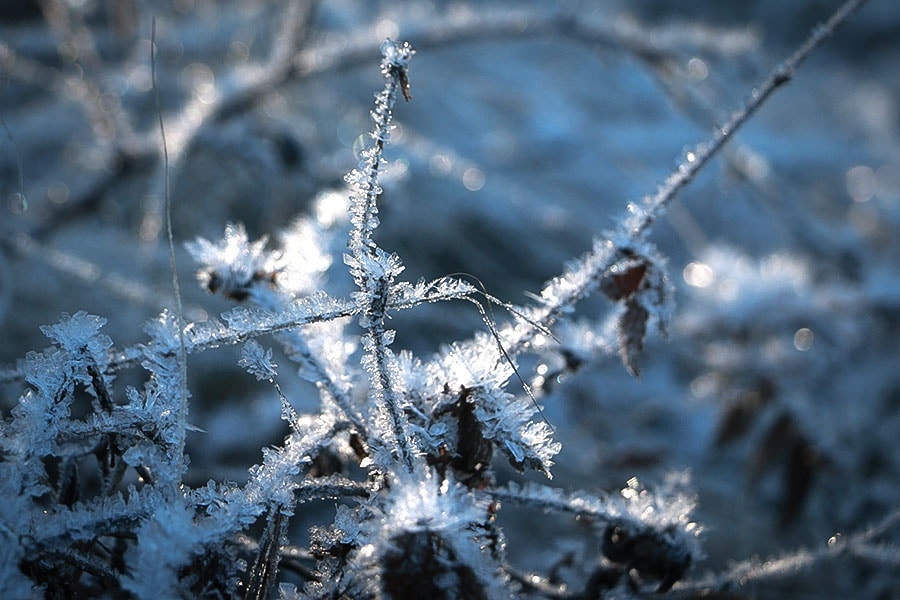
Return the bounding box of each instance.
[630,0,869,236]
[506,0,869,355]
[346,39,417,472]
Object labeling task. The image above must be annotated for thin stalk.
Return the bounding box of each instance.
[503,0,869,355]
[345,40,417,472]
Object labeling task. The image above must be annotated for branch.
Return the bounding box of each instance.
[344,40,418,472]
[502,0,869,355]
[676,507,900,594]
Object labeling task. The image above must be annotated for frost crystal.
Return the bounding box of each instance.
[39,311,112,357]
[380,38,415,72]
[239,339,278,381]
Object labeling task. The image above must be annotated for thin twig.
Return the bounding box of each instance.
[633,0,869,235]
[677,507,900,593]
[503,0,869,355]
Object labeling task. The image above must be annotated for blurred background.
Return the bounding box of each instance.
[1,1,898,597]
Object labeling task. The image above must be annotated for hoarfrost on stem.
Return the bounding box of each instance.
[1,2,889,595]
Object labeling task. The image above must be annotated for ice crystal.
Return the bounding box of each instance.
[38,310,111,355]
[239,339,279,381]
[471,386,560,476]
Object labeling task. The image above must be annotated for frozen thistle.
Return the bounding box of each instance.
[0,3,888,597]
